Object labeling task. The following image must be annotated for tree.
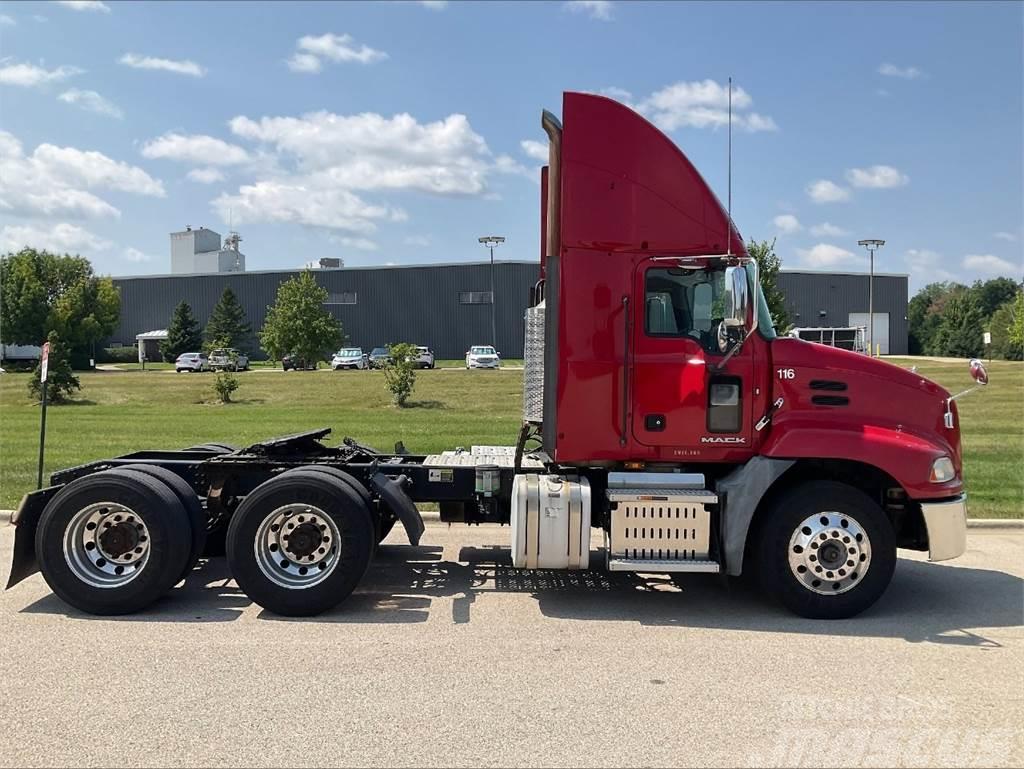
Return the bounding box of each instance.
[989,291,1024,360]
[259,271,341,364]
[160,301,203,362]
[908,282,961,355]
[0,248,120,357]
[930,291,985,358]
[28,331,81,404]
[212,371,240,403]
[971,277,1020,319]
[382,342,418,406]
[204,286,252,351]
[746,238,790,332]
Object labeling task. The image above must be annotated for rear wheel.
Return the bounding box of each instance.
[226,472,374,616]
[35,469,192,615]
[756,481,896,619]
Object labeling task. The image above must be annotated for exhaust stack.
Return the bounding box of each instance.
[541,110,562,259]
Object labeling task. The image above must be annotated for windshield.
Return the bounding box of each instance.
[471,346,496,355]
[371,348,387,355]
[337,349,361,357]
[745,263,777,340]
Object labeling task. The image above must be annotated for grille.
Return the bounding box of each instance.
[523,302,545,424]
[607,489,717,562]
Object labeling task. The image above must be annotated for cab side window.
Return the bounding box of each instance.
[644,267,725,352]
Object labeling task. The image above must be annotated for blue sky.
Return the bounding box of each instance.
[0,0,1021,291]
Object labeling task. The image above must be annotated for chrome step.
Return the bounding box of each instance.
[607,558,720,574]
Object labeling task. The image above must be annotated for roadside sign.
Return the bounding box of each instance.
[983,331,991,345]
[40,342,50,383]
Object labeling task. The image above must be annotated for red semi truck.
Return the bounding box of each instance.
[5,93,987,619]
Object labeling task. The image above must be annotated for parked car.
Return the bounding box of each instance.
[282,353,317,371]
[466,345,500,369]
[368,347,391,369]
[413,345,435,369]
[209,348,250,372]
[331,347,368,370]
[175,352,209,373]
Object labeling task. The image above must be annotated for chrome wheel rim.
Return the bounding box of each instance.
[254,504,340,589]
[63,502,150,588]
[788,511,872,596]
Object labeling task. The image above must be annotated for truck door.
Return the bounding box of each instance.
[630,259,756,456]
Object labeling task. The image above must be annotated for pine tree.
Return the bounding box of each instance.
[160,301,203,361]
[746,238,791,332]
[29,331,81,404]
[204,287,251,351]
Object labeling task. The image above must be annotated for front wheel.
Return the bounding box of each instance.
[755,481,896,619]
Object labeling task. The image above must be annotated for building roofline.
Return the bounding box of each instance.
[780,269,909,279]
[110,260,540,281]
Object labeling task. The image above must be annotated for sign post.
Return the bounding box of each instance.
[37,342,50,490]
[983,331,992,363]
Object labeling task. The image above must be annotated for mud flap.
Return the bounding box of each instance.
[5,486,61,589]
[370,472,424,546]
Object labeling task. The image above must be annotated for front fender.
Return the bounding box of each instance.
[760,421,962,500]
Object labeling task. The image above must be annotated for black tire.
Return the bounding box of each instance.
[755,481,897,619]
[119,464,207,580]
[35,469,192,615]
[279,465,395,545]
[226,472,374,616]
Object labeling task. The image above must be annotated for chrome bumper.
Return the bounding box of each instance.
[920,493,968,561]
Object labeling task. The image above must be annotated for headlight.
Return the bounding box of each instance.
[930,456,956,483]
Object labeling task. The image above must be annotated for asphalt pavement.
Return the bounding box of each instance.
[1,521,1021,768]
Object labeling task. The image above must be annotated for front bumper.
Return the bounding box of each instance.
[920,493,968,561]
[468,361,499,368]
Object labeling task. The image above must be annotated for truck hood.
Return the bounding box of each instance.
[769,337,961,471]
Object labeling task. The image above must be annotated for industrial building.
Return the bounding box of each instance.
[170,226,246,274]
[104,262,908,361]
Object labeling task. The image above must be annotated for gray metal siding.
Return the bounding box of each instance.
[777,272,909,355]
[109,262,541,360]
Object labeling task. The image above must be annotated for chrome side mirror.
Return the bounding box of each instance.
[722,266,749,329]
[969,358,989,386]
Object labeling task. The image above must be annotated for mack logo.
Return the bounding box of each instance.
[700,436,747,444]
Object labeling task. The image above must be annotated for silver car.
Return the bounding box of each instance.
[175,352,209,372]
[209,348,250,371]
[465,345,500,369]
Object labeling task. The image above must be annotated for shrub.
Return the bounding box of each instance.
[97,346,138,364]
[383,342,417,407]
[213,371,239,403]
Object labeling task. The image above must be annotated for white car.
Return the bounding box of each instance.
[466,345,500,369]
[332,348,368,370]
[175,352,209,372]
[413,346,435,369]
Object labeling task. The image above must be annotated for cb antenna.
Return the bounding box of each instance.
[726,75,733,257]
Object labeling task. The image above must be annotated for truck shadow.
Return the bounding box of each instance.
[298,544,1023,646]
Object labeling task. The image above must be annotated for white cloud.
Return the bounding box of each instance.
[796,243,860,268]
[845,164,908,189]
[810,222,849,237]
[403,234,431,247]
[187,168,226,184]
[122,247,154,263]
[57,88,123,118]
[142,133,250,166]
[564,1,614,21]
[287,33,387,73]
[229,110,491,195]
[418,1,448,8]
[494,154,535,181]
[878,63,924,80]
[119,53,205,77]
[56,1,110,11]
[993,231,1018,242]
[0,14,15,25]
[963,254,1018,276]
[0,130,164,220]
[520,139,548,163]
[329,235,378,251]
[773,214,801,234]
[904,248,957,282]
[0,61,83,87]
[620,79,777,133]
[806,179,850,203]
[0,222,111,254]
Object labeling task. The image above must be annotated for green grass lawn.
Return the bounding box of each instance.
[1,358,1020,516]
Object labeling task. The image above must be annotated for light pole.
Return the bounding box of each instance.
[857,239,885,356]
[478,236,505,348]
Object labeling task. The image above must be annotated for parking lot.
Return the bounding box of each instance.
[1,519,1020,768]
